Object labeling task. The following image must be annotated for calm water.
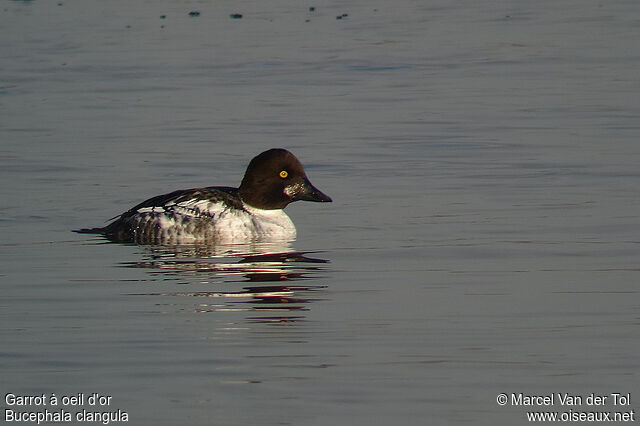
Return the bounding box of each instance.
[2,0,639,425]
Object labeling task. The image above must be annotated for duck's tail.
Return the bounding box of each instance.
[72,227,105,235]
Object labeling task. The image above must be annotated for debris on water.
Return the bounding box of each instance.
[188,11,200,17]
[159,15,166,19]
[309,7,315,12]
[229,13,243,19]
[336,13,348,20]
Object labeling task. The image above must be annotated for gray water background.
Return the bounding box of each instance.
[1,0,639,424]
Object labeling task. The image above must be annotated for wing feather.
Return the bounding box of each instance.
[90,187,246,242]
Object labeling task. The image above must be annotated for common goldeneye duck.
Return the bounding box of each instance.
[75,148,332,244]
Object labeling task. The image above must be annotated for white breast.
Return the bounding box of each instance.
[243,205,296,240]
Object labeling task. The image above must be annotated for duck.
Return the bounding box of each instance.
[75,148,332,244]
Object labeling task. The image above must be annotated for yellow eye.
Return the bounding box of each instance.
[279,170,288,178]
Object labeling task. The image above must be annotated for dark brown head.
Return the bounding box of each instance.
[238,148,332,210]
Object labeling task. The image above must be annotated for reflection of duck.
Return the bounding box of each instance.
[125,243,330,324]
[122,241,326,275]
[185,284,327,320]
[75,149,331,244]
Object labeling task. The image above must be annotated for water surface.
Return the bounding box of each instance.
[1,0,639,424]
